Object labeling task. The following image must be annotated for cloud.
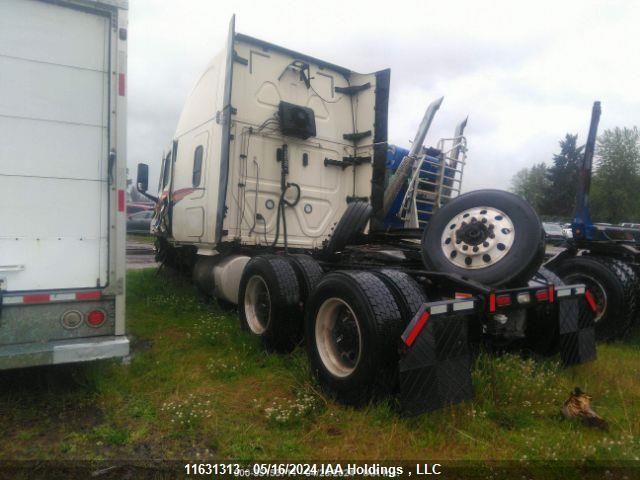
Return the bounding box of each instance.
[127,0,640,194]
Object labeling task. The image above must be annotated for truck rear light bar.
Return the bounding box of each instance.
[486,284,588,313]
[402,298,475,347]
[2,290,102,305]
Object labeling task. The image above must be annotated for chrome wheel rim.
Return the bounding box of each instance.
[244,275,271,334]
[441,206,515,269]
[315,298,362,378]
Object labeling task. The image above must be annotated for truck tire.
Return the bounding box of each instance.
[549,256,634,340]
[372,269,427,324]
[322,201,372,258]
[523,267,565,356]
[421,189,545,287]
[305,271,402,405]
[238,255,300,352]
[285,254,324,304]
[598,257,639,324]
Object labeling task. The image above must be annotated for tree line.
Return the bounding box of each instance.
[511,127,640,223]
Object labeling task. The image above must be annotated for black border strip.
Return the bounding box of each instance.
[370,68,390,231]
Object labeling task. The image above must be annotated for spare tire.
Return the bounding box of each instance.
[421,189,544,287]
[322,201,372,258]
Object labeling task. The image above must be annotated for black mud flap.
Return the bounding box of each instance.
[398,299,475,416]
[557,287,597,366]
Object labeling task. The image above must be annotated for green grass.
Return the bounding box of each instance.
[1,269,639,467]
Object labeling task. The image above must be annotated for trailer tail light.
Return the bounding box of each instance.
[548,285,555,303]
[496,294,511,307]
[535,289,549,302]
[61,310,83,329]
[86,309,106,327]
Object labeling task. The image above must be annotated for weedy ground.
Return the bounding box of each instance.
[0,269,638,468]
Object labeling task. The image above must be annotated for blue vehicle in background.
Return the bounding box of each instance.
[546,102,640,340]
[383,115,468,231]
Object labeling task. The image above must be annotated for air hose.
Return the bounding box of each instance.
[271,144,301,251]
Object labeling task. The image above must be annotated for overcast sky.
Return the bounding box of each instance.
[127,0,640,193]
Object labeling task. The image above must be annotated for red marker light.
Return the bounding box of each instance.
[496,294,511,307]
[535,289,549,301]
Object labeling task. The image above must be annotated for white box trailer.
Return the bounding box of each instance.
[0,0,129,369]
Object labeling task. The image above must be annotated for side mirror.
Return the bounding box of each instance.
[136,163,149,193]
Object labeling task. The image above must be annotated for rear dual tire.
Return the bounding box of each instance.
[238,255,300,352]
[305,271,403,405]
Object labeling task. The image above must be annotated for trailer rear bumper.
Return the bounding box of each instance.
[0,336,129,370]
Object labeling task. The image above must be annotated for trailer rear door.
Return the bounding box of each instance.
[0,0,111,291]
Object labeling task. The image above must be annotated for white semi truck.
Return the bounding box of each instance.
[137,18,597,414]
[0,0,129,369]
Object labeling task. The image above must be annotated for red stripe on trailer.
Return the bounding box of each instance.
[76,291,102,301]
[404,311,430,347]
[23,294,50,304]
[118,73,126,96]
[548,285,555,303]
[488,293,496,313]
[584,289,598,313]
[118,189,125,212]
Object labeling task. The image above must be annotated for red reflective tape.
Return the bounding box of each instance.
[548,285,555,303]
[404,311,430,347]
[23,294,50,304]
[118,73,126,96]
[584,289,598,313]
[118,189,125,212]
[76,291,102,301]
